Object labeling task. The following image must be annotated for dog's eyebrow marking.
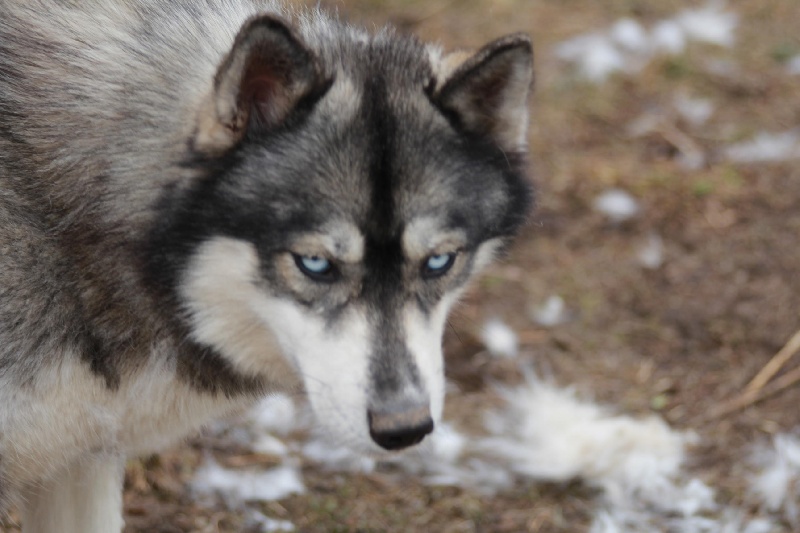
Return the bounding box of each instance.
[290,221,365,262]
[402,217,467,261]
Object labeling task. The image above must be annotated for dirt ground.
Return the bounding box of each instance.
[4,0,800,531]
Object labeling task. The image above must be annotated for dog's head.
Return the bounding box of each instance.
[153,14,532,453]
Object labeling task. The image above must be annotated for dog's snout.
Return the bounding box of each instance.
[367,406,434,451]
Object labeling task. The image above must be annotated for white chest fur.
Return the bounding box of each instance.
[0,349,252,487]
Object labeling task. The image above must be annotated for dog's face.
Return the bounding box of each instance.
[157,15,532,453]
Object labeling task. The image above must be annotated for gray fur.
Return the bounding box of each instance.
[0,0,532,527]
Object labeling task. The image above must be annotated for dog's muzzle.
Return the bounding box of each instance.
[367,405,434,451]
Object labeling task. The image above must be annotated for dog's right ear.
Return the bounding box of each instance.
[433,34,533,154]
[194,15,323,153]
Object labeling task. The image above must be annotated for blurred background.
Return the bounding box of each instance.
[10,1,800,532]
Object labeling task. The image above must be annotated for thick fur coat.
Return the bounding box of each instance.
[0,1,533,530]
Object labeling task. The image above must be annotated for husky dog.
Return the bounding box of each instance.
[0,0,533,530]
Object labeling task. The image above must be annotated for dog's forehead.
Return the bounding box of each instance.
[239,40,513,252]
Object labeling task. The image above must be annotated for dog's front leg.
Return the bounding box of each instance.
[21,454,125,533]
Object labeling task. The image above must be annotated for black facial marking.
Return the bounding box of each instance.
[363,72,397,241]
[356,43,432,398]
[363,239,418,397]
[175,340,266,397]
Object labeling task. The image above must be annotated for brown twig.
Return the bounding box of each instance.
[709,364,800,421]
[744,328,800,396]
[706,328,800,420]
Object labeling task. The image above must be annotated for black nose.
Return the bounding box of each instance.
[367,406,434,451]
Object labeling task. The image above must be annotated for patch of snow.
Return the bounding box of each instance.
[251,433,290,456]
[750,433,800,526]
[211,425,260,448]
[739,517,779,533]
[675,94,715,126]
[529,295,569,327]
[555,2,737,82]
[609,18,649,52]
[204,394,306,457]
[480,318,519,358]
[192,459,305,506]
[591,504,777,533]
[724,130,800,163]
[392,423,465,473]
[428,421,467,463]
[555,32,627,82]
[389,422,467,478]
[675,2,738,48]
[247,510,296,532]
[400,424,514,493]
[637,233,664,269]
[593,189,640,222]
[301,437,376,473]
[249,393,299,435]
[589,510,624,533]
[652,20,687,54]
[398,422,507,491]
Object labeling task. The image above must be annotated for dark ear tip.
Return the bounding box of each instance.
[236,14,303,47]
[496,32,533,48]
[483,32,534,61]
[240,13,293,33]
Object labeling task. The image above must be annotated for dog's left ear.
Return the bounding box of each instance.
[434,34,533,153]
[195,15,323,153]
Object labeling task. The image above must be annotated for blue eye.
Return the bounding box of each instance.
[422,253,456,278]
[301,256,330,273]
[293,254,337,281]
